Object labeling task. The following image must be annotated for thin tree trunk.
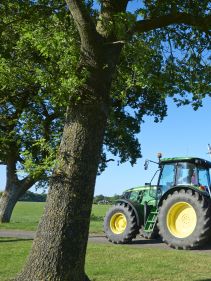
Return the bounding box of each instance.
[0,154,38,223]
[0,181,36,223]
[0,154,20,223]
[0,189,20,223]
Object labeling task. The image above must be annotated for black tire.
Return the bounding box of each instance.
[158,189,211,249]
[139,225,159,239]
[104,203,138,244]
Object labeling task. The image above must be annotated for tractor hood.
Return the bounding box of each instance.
[121,185,157,205]
[124,185,156,193]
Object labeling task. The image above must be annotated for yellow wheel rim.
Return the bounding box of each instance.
[167,202,197,238]
[110,213,127,234]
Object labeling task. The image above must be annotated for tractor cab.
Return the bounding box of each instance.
[158,157,211,198]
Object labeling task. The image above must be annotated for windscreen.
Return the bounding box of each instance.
[176,162,196,185]
[159,163,175,193]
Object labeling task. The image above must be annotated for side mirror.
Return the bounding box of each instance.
[144,160,149,170]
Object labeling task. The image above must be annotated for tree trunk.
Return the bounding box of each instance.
[0,182,36,223]
[15,44,121,281]
[0,154,20,223]
[15,102,108,281]
[0,188,20,223]
[0,154,37,223]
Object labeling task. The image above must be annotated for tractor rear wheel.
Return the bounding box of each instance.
[158,189,211,249]
[104,203,138,243]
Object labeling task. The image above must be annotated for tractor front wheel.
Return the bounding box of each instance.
[158,189,211,249]
[104,203,138,244]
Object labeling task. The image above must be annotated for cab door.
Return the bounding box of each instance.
[158,163,176,195]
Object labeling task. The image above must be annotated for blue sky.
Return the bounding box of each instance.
[95,97,211,196]
[1,97,211,195]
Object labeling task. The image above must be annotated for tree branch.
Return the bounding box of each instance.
[65,0,100,51]
[20,174,41,194]
[132,13,211,34]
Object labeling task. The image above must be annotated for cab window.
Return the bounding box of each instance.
[198,167,210,188]
[176,162,196,185]
[159,164,175,193]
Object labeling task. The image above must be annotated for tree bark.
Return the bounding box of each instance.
[0,189,20,223]
[0,154,38,223]
[15,43,122,281]
[0,182,37,223]
[0,154,21,223]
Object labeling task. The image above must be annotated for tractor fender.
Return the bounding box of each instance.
[158,185,210,207]
[115,199,141,227]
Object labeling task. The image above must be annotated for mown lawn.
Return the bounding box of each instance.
[0,238,32,281]
[2,202,211,281]
[0,202,111,233]
[1,238,211,281]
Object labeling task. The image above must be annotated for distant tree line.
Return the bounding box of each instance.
[93,194,121,205]
[0,190,47,202]
[18,191,47,202]
[0,191,120,204]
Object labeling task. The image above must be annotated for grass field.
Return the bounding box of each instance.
[1,202,211,281]
[1,237,211,281]
[0,202,110,233]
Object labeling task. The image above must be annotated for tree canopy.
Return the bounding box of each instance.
[0,1,80,183]
[1,1,210,177]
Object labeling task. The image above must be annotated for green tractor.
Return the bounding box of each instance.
[104,154,211,249]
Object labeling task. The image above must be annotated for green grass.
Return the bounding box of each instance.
[0,202,111,233]
[90,204,110,233]
[1,238,211,281]
[0,202,45,231]
[0,238,32,281]
[87,243,211,281]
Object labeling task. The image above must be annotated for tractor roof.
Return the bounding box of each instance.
[160,157,211,168]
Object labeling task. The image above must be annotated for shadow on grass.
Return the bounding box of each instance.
[195,279,211,281]
[130,237,211,251]
[0,238,33,243]
[90,214,104,221]
[130,238,163,245]
[193,242,211,251]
